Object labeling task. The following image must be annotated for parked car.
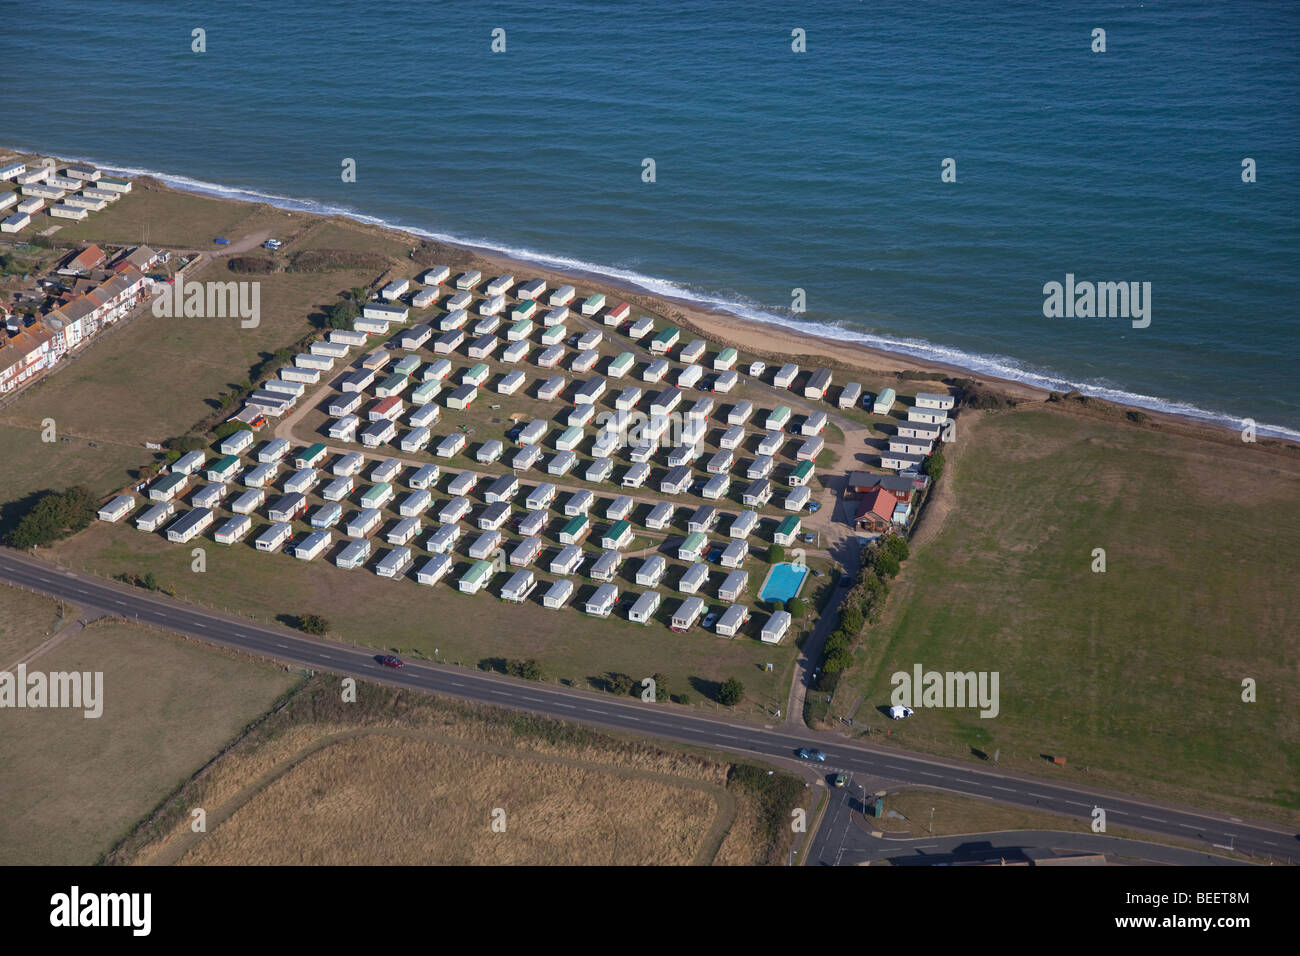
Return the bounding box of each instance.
[889,705,914,719]
[213,237,230,245]
[263,238,282,250]
[379,655,404,669]
[702,612,719,629]
[807,501,821,513]
[802,532,815,543]
[832,773,848,788]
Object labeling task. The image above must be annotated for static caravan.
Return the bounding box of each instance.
[501,569,536,603]
[678,562,709,594]
[472,315,502,338]
[311,340,351,360]
[671,596,705,632]
[310,503,343,529]
[360,481,395,510]
[467,335,500,361]
[368,397,404,422]
[329,416,360,442]
[677,364,704,389]
[591,430,620,459]
[872,387,897,415]
[797,435,825,461]
[426,522,462,554]
[363,303,408,323]
[550,544,584,576]
[284,467,318,495]
[555,426,584,453]
[881,451,926,472]
[761,610,792,644]
[773,515,801,545]
[510,535,544,568]
[788,460,815,487]
[718,425,746,452]
[585,457,614,484]
[399,426,431,453]
[678,531,707,562]
[602,520,634,550]
[398,488,432,517]
[203,458,242,485]
[536,345,565,368]
[720,540,749,569]
[606,351,635,379]
[478,293,506,316]
[757,431,784,457]
[345,507,383,538]
[534,374,565,401]
[387,516,421,547]
[629,440,658,464]
[486,273,514,296]
[747,455,775,480]
[458,560,494,595]
[642,359,669,384]
[615,385,643,411]
[484,474,518,504]
[548,284,576,307]
[526,482,558,511]
[501,339,530,364]
[243,462,278,489]
[98,494,134,523]
[907,406,948,425]
[564,489,594,517]
[644,501,674,531]
[434,329,465,355]
[512,419,546,449]
[801,410,828,437]
[322,475,355,502]
[518,509,548,538]
[511,299,539,322]
[330,452,362,478]
[295,353,334,372]
[231,488,266,515]
[136,500,176,532]
[516,277,547,300]
[447,471,477,498]
[420,265,451,286]
[888,436,933,456]
[543,578,575,609]
[446,384,478,410]
[361,349,391,372]
[660,466,692,496]
[411,287,438,309]
[269,493,309,523]
[191,483,227,510]
[506,319,533,343]
[172,450,206,476]
[784,485,812,511]
[439,310,469,332]
[590,549,622,582]
[476,438,505,464]
[650,388,682,417]
[838,382,863,409]
[264,377,305,397]
[773,363,799,389]
[687,397,714,421]
[254,521,293,553]
[416,553,453,585]
[707,449,734,475]
[574,378,606,405]
[730,509,759,539]
[166,508,214,544]
[568,403,597,428]
[718,366,743,394]
[605,301,630,326]
[804,368,832,400]
[454,270,482,291]
[571,348,600,374]
[219,428,255,456]
[606,495,634,522]
[743,478,773,508]
[354,317,388,335]
[543,307,569,327]
[342,368,376,393]
[628,316,654,340]
[636,555,668,588]
[409,403,442,429]
[336,538,372,570]
[1,212,31,233]
[258,438,291,464]
[497,369,526,395]
[585,583,619,618]
[398,324,433,349]
[727,400,753,426]
[914,391,956,410]
[621,461,650,489]
[438,495,471,525]
[688,505,719,534]
[330,329,369,348]
[330,393,363,418]
[713,347,738,372]
[765,405,792,431]
[409,464,440,490]
[897,420,942,441]
[376,546,414,579]
[548,450,577,476]
[581,293,606,316]
[628,590,662,625]
[701,474,730,500]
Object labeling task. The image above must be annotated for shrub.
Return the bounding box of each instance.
[507,658,543,681]
[6,486,97,548]
[165,434,206,454]
[787,597,807,618]
[213,421,252,440]
[718,677,745,706]
[922,449,945,482]
[226,256,275,274]
[292,614,330,636]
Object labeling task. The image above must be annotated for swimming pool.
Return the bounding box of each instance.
[759,562,809,603]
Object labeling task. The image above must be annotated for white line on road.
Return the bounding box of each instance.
[992,786,1017,792]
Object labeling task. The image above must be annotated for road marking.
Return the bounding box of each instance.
[1179,824,1200,830]
[917,772,942,778]
[1141,816,1167,823]
[1027,793,1050,800]
[991,786,1017,792]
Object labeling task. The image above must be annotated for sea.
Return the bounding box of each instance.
[3,0,1297,436]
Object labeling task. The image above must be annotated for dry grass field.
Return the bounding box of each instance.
[110,675,805,866]
[0,583,76,667]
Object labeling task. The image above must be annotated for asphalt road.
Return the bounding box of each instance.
[1,548,1294,864]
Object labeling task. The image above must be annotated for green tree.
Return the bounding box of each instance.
[651,672,669,702]
[295,614,330,636]
[6,486,97,548]
[143,571,158,591]
[718,677,745,706]
[787,597,807,618]
[923,449,945,482]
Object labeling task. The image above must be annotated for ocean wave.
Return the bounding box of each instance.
[9,143,1298,442]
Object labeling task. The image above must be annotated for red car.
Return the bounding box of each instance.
[379,655,404,669]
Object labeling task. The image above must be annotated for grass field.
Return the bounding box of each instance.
[0,583,76,666]
[48,181,269,249]
[835,407,1300,825]
[0,597,300,865]
[110,675,806,866]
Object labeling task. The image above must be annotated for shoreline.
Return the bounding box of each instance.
[5,143,1297,447]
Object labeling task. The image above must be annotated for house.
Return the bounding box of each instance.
[585,583,619,618]
[478,503,512,532]
[606,351,635,379]
[336,539,372,571]
[415,553,453,585]
[715,604,749,638]
[718,568,749,601]
[346,507,383,538]
[687,505,718,534]
[897,420,943,441]
[668,443,702,468]
[855,488,898,533]
[136,500,175,532]
[872,387,897,415]
[671,596,705,632]
[543,578,575,609]
[362,302,408,323]
[703,474,728,504]
[459,560,494,594]
[330,394,363,419]
[678,531,707,561]
[371,458,402,484]
[804,368,832,400]
[97,494,134,523]
[368,396,404,422]
[569,403,597,428]
[590,549,622,582]
[774,515,801,545]
[478,293,506,317]
[717,425,745,452]
[411,287,438,309]
[773,363,799,389]
[550,544,584,576]
[549,284,576,306]
[706,449,734,475]
[801,410,828,437]
[602,520,634,550]
[501,569,536,603]
[254,521,293,553]
[439,311,468,333]
[644,501,674,531]
[761,610,792,644]
[555,426,584,453]
[537,375,566,401]
[166,508,214,544]
[420,265,451,285]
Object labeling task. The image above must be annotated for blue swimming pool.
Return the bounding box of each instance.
[760,562,809,603]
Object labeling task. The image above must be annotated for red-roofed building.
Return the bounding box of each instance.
[854,487,897,533]
[0,320,55,393]
[58,244,106,275]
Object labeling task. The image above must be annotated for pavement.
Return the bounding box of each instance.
[1,547,1294,864]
